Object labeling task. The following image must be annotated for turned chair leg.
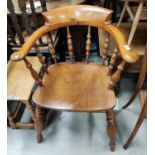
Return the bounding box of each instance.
[124,100,147,149]
[35,105,44,143]
[106,109,117,152]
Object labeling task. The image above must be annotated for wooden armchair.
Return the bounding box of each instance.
[10,5,138,151]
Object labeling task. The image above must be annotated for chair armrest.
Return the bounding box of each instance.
[11,23,139,63]
[106,25,139,63]
[11,26,48,61]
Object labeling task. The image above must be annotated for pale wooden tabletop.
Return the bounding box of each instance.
[7,57,41,101]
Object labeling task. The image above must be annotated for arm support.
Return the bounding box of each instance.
[106,25,139,63]
[11,22,139,63]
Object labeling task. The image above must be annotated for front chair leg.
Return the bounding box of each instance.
[35,105,44,143]
[106,109,116,152]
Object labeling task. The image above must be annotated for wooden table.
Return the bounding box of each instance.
[7,57,41,128]
[8,0,87,14]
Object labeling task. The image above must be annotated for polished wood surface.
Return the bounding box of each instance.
[23,57,43,87]
[9,5,139,150]
[67,27,74,62]
[109,60,126,89]
[101,32,110,65]
[7,57,41,101]
[86,26,91,63]
[11,5,138,63]
[108,48,118,75]
[33,63,116,111]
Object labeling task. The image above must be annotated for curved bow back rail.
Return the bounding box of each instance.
[10,5,139,88]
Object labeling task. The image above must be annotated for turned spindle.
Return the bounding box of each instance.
[109,60,126,89]
[86,26,91,63]
[108,48,118,75]
[47,36,57,64]
[34,45,48,73]
[102,33,110,65]
[23,57,43,87]
[67,27,74,63]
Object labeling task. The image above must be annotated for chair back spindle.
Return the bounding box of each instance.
[47,36,57,64]
[34,45,48,73]
[67,27,74,63]
[18,0,33,36]
[7,0,24,44]
[29,0,43,44]
[102,32,110,65]
[11,5,139,93]
[23,57,43,87]
[29,0,39,29]
[86,26,91,63]
[109,60,126,89]
[108,48,118,75]
[39,0,47,12]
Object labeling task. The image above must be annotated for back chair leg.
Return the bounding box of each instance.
[124,100,147,149]
[7,107,16,129]
[106,109,116,152]
[35,105,44,143]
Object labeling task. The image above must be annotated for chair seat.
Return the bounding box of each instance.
[33,62,116,112]
[7,56,41,101]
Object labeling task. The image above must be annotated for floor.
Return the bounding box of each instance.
[7,78,147,155]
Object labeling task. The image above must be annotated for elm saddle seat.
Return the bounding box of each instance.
[10,5,139,152]
[32,62,116,111]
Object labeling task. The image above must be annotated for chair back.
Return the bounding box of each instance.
[11,5,139,89]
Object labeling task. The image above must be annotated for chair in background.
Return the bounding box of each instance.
[7,0,45,128]
[10,5,138,151]
[7,0,58,58]
[123,45,147,149]
[117,0,147,46]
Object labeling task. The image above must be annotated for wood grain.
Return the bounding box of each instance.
[33,63,116,111]
[7,57,41,101]
[10,5,138,63]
